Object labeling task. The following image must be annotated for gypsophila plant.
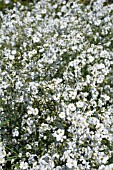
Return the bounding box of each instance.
[0,0,113,169]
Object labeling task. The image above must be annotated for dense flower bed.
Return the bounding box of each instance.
[0,0,113,169]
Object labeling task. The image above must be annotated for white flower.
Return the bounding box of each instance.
[39,48,44,53]
[33,108,39,115]
[76,101,84,108]
[48,159,55,169]
[41,9,47,14]
[26,144,32,150]
[62,150,71,160]
[9,55,14,60]
[71,45,77,51]
[59,112,65,119]
[0,143,6,164]
[53,153,60,159]
[66,157,77,168]
[54,166,62,170]
[18,153,22,158]
[0,165,3,170]
[68,103,76,111]
[12,128,19,137]
[39,156,48,166]
[15,81,23,89]
[53,93,60,101]
[12,50,16,55]
[32,161,39,169]
[99,164,113,170]
[88,55,94,63]
[53,129,65,142]
[61,5,67,12]
[27,106,33,115]
[86,75,91,84]
[102,155,109,164]
[99,165,105,170]
[101,94,110,101]
[98,99,104,107]
[4,0,10,4]
[109,164,113,170]
[20,161,28,170]
[97,75,104,83]
[94,19,101,26]
[27,107,38,116]
[0,156,5,164]
[63,91,69,101]
[32,49,37,55]
[69,90,77,99]
[28,109,32,115]
[32,36,40,43]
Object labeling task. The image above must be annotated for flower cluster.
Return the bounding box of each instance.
[0,0,113,169]
[0,142,6,165]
